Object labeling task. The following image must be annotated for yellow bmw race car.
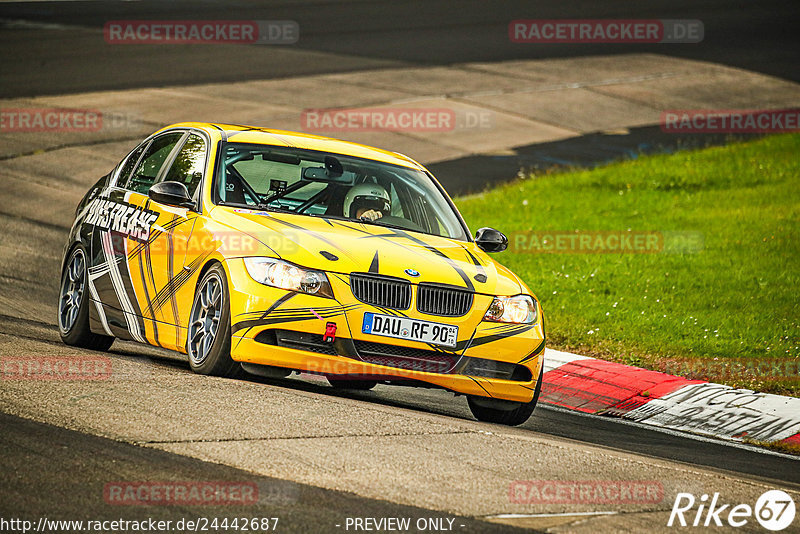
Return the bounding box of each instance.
[59,122,545,425]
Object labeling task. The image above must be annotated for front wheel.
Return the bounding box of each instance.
[467,365,543,426]
[187,264,240,378]
[58,245,114,351]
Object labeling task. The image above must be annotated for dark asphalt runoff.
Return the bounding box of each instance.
[0,0,798,99]
[0,412,533,534]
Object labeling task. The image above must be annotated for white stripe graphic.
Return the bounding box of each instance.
[88,255,121,277]
[86,272,114,336]
[101,231,146,343]
[122,225,149,343]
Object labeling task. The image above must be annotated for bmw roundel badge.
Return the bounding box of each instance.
[405,268,420,277]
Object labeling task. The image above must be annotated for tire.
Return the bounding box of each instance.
[58,245,114,351]
[327,377,378,391]
[467,365,543,426]
[186,263,240,378]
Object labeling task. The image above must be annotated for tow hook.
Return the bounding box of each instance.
[323,322,337,343]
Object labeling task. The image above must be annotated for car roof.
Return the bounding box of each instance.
[156,122,427,171]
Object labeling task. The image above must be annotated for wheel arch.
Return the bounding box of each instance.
[193,257,229,295]
[60,232,91,277]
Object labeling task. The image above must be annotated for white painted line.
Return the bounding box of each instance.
[486,511,618,519]
[0,18,99,33]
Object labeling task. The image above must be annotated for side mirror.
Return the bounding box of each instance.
[149,181,195,209]
[475,227,508,253]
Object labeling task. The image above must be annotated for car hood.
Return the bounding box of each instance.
[211,207,525,296]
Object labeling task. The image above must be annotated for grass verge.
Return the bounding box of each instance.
[455,134,799,395]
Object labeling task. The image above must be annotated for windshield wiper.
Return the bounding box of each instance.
[218,201,252,209]
[256,202,294,213]
[351,217,408,232]
[220,200,293,214]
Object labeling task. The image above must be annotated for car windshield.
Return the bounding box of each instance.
[215,143,469,241]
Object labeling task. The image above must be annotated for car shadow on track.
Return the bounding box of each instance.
[126,341,800,486]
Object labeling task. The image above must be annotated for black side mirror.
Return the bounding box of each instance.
[475,227,508,253]
[149,181,194,209]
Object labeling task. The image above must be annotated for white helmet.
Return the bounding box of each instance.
[343,183,391,218]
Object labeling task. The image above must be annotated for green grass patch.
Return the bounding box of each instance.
[455,134,800,395]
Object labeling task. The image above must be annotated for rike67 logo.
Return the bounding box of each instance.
[669,490,796,531]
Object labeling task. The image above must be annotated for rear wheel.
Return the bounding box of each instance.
[58,246,114,351]
[327,377,378,391]
[467,365,543,426]
[187,264,240,378]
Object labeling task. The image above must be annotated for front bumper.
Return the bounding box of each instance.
[226,259,545,403]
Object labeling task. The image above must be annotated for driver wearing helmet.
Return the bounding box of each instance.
[343,183,391,222]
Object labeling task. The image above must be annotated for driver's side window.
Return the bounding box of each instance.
[123,132,184,194]
[163,134,206,197]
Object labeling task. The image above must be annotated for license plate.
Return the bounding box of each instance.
[361,312,458,348]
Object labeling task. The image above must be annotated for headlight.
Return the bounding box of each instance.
[243,257,334,298]
[484,295,537,324]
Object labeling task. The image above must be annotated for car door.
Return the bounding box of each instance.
[87,131,187,345]
[124,131,212,352]
[143,132,212,351]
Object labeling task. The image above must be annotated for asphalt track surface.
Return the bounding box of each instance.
[1,1,799,532]
[0,412,531,534]
[0,0,798,98]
